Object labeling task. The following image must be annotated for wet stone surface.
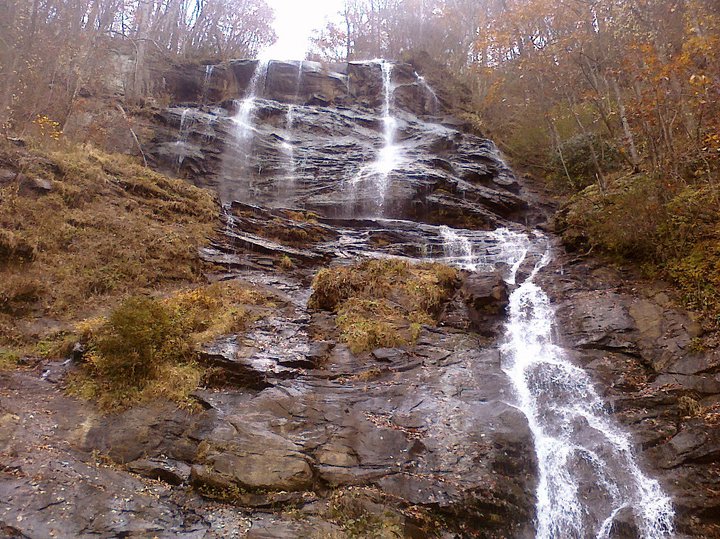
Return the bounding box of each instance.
[3,57,719,539]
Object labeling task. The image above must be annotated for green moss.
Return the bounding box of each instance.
[327,490,404,539]
[0,348,21,370]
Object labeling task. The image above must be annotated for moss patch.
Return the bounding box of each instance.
[327,489,405,539]
[0,348,21,370]
[309,259,459,353]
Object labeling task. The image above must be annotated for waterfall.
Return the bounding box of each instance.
[201,64,215,103]
[377,61,400,176]
[224,59,270,202]
[294,61,303,97]
[174,107,192,167]
[495,231,675,539]
[233,59,269,141]
[280,104,297,198]
[414,72,439,114]
[349,60,402,214]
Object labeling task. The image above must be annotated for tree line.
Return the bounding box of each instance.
[311,0,719,190]
[0,0,275,131]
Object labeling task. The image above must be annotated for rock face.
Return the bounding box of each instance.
[541,244,720,538]
[5,56,720,539]
[141,59,532,229]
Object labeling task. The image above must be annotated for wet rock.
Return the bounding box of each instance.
[545,251,720,536]
[305,341,332,363]
[460,271,509,336]
[192,421,314,491]
[0,168,18,185]
[371,347,403,362]
[199,340,279,389]
[556,290,640,354]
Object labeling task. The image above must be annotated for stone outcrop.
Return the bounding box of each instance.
[541,244,720,537]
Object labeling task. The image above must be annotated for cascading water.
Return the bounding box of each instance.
[378,61,400,176]
[223,59,270,202]
[439,225,475,269]
[233,59,269,141]
[494,231,675,539]
[415,72,439,114]
[168,54,679,534]
[279,104,297,199]
[293,61,303,96]
[174,108,192,167]
[201,64,215,103]
[349,60,402,214]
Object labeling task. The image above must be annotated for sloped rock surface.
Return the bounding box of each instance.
[8,55,720,539]
[543,247,720,537]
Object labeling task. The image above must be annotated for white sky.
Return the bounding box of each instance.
[261,0,345,60]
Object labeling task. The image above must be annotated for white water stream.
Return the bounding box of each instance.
[350,60,403,213]
[201,64,215,103]
[174,107,192,166]
[485,230,675,538]
[415,71,439,113]
[233,59,269,141]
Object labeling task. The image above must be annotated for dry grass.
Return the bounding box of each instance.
[309,259,459,353]
[0,140,218,348]
[67,280,271,411]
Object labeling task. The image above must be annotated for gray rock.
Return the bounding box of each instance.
[126,457,191,485]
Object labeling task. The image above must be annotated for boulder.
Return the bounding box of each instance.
[460,271,509,336]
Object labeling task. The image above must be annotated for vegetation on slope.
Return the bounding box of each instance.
[309,258,459,353]
[0,140,217,356]
[557,175,720,328]
[68,282,270,410]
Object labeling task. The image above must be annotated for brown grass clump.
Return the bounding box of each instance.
[0,141,218,348]
[309,259,459,353]
[0,349,21,371]
[67,281,270,411]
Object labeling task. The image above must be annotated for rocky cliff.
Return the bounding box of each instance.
[1,58,718,539]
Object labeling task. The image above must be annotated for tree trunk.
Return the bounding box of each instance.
[611,77,641,171]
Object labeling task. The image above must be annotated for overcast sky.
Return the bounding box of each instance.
[261,0,345,60]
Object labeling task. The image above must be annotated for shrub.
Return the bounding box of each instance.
[91,296,189,383]
[68,281,270,410]
[0,229,36,264]
[0,275,44,315]
[337,298,409,353]
[550,133,621,191]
